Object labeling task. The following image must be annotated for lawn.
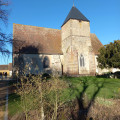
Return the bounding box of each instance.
[8,76,120,118]
[62,76,120,100]
[8,93,21,117]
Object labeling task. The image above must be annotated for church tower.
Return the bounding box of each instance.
[61,6,96,75]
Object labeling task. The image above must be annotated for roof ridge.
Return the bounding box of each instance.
[13,23,61,31]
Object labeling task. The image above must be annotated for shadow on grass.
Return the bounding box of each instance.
[8,80,17,86]
[69,77,106,120]
[9,93,20,101]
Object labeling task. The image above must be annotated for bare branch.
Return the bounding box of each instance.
[0,0,11,56]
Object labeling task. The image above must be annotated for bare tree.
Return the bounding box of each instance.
[0,0,12,56]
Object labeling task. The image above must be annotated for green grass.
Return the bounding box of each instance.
[62,76,120,100]
[8,76,120,117]
[8,93,22,117]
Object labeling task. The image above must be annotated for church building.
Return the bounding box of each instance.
[13,6,103,76]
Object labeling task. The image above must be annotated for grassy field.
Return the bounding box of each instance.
[8,76,120,117]
[8,93,21,117]
[62,76,120,100]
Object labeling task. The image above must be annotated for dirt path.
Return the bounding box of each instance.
[0,80,9,120]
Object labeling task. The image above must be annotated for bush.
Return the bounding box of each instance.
[13,74,69,120]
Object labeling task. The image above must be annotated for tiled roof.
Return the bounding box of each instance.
[13,24,62,54]
[0,65,8,70]
[62,6,89,27]
[90,34,103,55]
[13,24,103,55]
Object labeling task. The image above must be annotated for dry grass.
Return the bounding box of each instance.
[0,110,4,120]
[88,98,120,120]
[9,98,120,120]
[0,81,8,120]
[8,76,120,120]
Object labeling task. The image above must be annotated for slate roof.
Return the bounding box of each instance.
[13,24,103,55]
[62,6,89,27]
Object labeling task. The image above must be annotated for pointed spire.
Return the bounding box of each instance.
[73,0,74,7]
[62,6,90,27]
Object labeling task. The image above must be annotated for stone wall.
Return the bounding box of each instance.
[95,55,120,75]
[13,54,63,75]
[61,19,96,75]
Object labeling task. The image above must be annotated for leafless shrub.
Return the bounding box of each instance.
[14,73,69,120]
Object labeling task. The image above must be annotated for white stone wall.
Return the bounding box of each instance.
[112,68,120,73]
[95,55,120,74]
[9,71,12,76]
[95,55,110,74]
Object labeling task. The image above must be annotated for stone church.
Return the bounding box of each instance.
[13,6,103,76]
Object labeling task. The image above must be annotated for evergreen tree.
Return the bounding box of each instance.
[97,40,120,69]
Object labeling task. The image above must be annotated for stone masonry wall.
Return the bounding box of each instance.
[62,19,96,75]
[13,54,63,75]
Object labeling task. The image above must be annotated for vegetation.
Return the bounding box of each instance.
[9,74,69,120]
[97,40,120,69]
[63,76,120,100]
[8,76,120,120]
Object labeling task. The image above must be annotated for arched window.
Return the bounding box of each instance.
[80,54,85,67]
[43,56,50,68]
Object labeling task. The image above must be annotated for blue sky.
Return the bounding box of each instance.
[0,0,120,65]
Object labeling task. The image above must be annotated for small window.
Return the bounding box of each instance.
[43,56,50,68]
[80,54,85,67]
